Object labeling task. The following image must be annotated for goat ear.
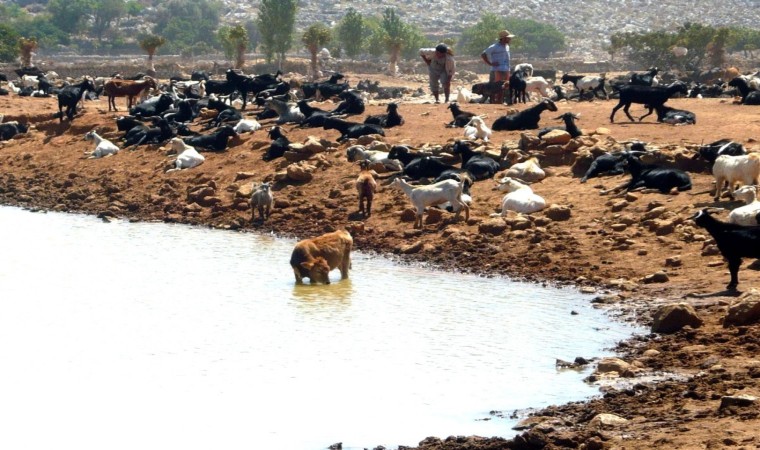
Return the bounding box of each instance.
[300,261,314,270]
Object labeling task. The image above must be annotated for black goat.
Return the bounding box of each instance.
[652,104,696,125]
[301,73,346,99]
[610,81,688,122]
[727,77,760,105]
[330,90,365,116]
[471,81,507,104]
[0,121,29,141]
[297,99,331,128]
[115,115,144,133]
[446,102,477,127]
[451,140,499,180]
[183,125,237,152]
[694,139,747,166]
[364,103,404,128]
[603,151,692,194]
[403,156,459,180]
[538,112,582,139]
[56,77,96,122]
[123,117,174,147]
[130,93,174,118]
[580,152,628,183]
[322,116,384,142]
[263,126,290,161]
[629,67,660,86]
[692,208,760,291]
[492,99,558,131]
[207,107,242,129]
[162,98,199,124]
[509,70,528,105]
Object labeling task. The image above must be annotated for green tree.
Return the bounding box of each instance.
[13,15,69,49]
[400,25,431,60]
[0,24,20,63]
[505,18,565,58]
[139,34,166,74]
[218,25,249,69]
[302,23,332,80]
[337,7,365,59]
[153,0,220,54]
[243,20,261,54]
[378,8,409,75]
[707,27,730,68]
[47,0,93,34]
[460,13,506,57]
[91,0,126,41]
[257,0,297,67]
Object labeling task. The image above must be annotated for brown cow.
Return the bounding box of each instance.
[289,230,353,284]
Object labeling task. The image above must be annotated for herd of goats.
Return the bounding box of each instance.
[1,63,760,288]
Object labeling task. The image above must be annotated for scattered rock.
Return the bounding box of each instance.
[723,290,760,327]
[588,413,629,428]
[651,303,703,333]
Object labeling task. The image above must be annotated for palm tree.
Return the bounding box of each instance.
[302,23,332,81]
[380,8,408,76]
[18,37,37,68]
[139,34,166,76]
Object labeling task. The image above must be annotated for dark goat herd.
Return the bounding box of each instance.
[2,64,760,291]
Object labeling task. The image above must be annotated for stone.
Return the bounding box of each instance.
[719,395,757,409]
[544,204,572,221]
[651,303,703,333]
[588,413,629,428]
[478,218,508,235]
[286,162,316,182]
[596,357,631,374]
[541,129,571,145]
[723,290,760,327]
[642,271,669,284]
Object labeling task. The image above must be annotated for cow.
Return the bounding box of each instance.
[289,230,353,284]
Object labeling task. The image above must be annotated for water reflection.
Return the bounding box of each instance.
[0,206,642,450]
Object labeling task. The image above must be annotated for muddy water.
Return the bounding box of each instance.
[0,206,641,450]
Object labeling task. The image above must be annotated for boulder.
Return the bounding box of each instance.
[541,129,571,145]
[596,357,631,375]
[544,204,571,221]
[651,303,703,333]
[286,161,316,182]
[478,217,508,235]
[588,413,629,429]
[724,290,760,327]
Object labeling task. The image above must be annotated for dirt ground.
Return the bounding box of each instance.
[1,72,760,450]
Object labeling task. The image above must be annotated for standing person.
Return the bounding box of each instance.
[481,29,515,104]
[421,43,456,104]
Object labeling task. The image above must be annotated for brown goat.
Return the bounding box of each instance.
[355,160,377,217]
[103,76,158,111]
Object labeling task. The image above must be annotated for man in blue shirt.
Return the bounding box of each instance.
[481,29,515,104]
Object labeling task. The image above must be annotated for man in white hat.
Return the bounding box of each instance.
[481,29,515,103]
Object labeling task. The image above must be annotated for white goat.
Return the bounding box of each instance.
[504,156,546,182]
[250,181,274,221]
[166,137,205,172]
[728,185,760,225]
[84,130,120,159]
[391,177,470,228]
[456,86,472,104]
[346,145,403,172]
[264,97,305,125]
[713,153,760,200]
[492,176,546,215]
[233,118,262,134]
[524,76,552,100]
[514,63,534,77]
[463,116,492,142]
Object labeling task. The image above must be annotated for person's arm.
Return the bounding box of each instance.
[481,52,494,67]
[421,54,431,65]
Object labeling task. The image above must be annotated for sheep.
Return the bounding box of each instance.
[691,208,760,291]
[446,102,477,127]
[0,121,29,141]
[694,139,747,166]
[391,177,469,228]
[166,138,205,172]
[84,130,119,158]
[233,118,262,134]
[537,112,582,139]
[728,185,760,225]
[56,76,96,122]
[580,152,627,183]
[250,182,274,222]
[452,140,499,180]
[103,76,158,112]
[263,97,305,125]
[712,153,760,200]
[182,125,237,152]
[263,126,291,161]
[463,116,492,142]
[650,104,696,125]
[330,89,365,116]
[727,77,760,105]
[492,176,547,215]
[322,116,384,142]
[560,73,608,100]
[609,81,689,122]
[355,160,378,217]
[602,151,692,195]
[491,99,558,131]
[345,145,403,172]
[629,67,660,86]
[504,156,546,183]
[364,102,404,128]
